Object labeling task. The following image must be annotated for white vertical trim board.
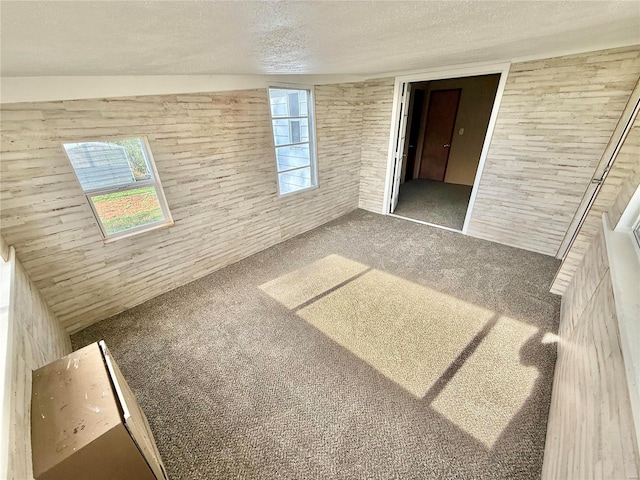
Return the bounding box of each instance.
[382,62,512,234]
[0,247,15,480]
[382,81,404,215]
[462,65,511,233]
[603,212,640,454]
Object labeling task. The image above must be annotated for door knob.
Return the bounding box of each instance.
[443,144,451,148]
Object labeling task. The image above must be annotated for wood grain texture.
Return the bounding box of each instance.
[0,83,364,332]
[557,227,608,340]
[543,219,640,479]
[6,249,71,480]
[464,46,640,255]
[358,77,395,213]
[551,116,640,294]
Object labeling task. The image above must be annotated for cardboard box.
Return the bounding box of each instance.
[31,341,168,480]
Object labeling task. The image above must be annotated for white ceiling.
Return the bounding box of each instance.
[1,1,639,77]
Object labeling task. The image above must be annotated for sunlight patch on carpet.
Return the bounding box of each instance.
[431,316,539,448]
[261,255,495,398]
[259,254,369,310]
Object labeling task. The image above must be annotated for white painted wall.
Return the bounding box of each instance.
[0,75,365,104]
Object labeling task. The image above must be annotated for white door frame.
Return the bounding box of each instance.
[390,83,412,213]
[382,61,511,234]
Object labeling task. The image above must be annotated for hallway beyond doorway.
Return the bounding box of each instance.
[394,179,472,230]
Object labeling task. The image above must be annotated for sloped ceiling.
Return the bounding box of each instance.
[0,0,639,77]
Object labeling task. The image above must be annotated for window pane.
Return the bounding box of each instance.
[278,167,312,195]
[272,119,290,146]
[268,87,316,195]
[296,90,308,117]
[269,88,308,117]
[272,118,309,146]
[290,120,301,143]
[91,186,165,235]
[63,138,152,191]
[275,145,310,172]
[269,89,289,118]
[288,92,300,117]
[110,139,153,181]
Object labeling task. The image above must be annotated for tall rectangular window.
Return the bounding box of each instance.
[268,87,317,195]
[62,137,173,241]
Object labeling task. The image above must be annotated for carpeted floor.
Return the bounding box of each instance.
[72,209,561,480]
[393,179,473,230]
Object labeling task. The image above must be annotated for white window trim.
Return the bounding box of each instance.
[62,135,174,242]
[603,185,640,453]
[267,84,319,197]
[617,184,640,257]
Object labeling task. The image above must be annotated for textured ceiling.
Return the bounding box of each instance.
[1,1,639,77]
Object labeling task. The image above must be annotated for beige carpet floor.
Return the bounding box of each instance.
[72,209,561,480]
[393,179,473,230]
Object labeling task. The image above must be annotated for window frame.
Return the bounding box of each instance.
[267,85,319,197]
[617,184,640,258]
[604,182,640,447]
[62,135,174,242]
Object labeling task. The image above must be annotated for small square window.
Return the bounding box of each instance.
[62,137,173,240]
[268,87,317,195]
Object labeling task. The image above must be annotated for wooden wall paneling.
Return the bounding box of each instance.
[358,78,395,214]
[556,227,608,340]
[543,133,640,478]
[0,83,364,332]
[5,249,71,480]
[466,46,640,256]
[350,46,640,251]
[551,116,640,294]
[543,260,640,479]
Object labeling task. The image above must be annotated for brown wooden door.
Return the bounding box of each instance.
[419,89,461,181]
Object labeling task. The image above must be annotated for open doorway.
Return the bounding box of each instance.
[387,70,505,232]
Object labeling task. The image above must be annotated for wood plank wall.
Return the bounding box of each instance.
[358,78,395,213]
[466,46,640,256]
[551,117,640,294]
[542,225,640,479]
[0,82,364,332]
[3,242,71,480]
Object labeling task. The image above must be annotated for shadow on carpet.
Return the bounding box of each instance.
[72,209,561,480]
